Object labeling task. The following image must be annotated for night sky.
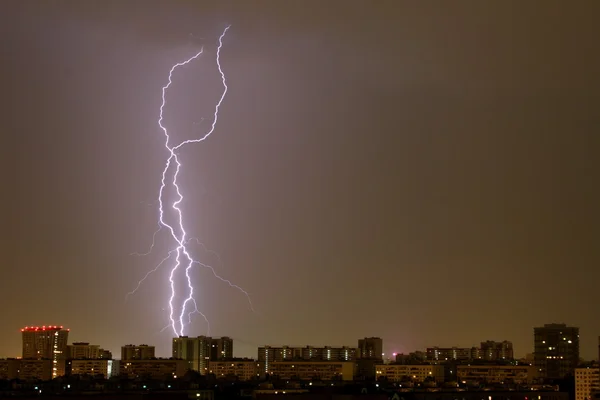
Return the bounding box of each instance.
[2,1,599,360]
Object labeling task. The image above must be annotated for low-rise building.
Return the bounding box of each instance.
[426,347,478,362]
[68,359,115,378]
[209,359,258,380]
[121,344,155,360]
[19,359,54,381]
[457,364,538,384]
[67,343,101,359]
[375,364,444,383]
[120,359,189,379]
[265,361,355,381]
[575,367,599,400]
[0,359,20,380]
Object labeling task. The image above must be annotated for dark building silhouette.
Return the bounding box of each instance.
[480,340,514,361]
[534,323,579,379]
[210,336,233,360]
[358,337,383,360]
[426,347,478,362]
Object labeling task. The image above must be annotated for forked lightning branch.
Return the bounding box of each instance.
[129,25,252,337]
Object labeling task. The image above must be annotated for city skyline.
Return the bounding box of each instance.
[2,323,596,363]
[2,1,598,362]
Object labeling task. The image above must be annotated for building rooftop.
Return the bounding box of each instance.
[21,325,68,332]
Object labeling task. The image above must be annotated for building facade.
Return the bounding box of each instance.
[21,326,69,378]
[120,359,189,379]
[67,342,101,359]
[258,345,358,374]
[265,361,355,381]
[173,336,212,373]
[19,359,54,381]
[395,352,427,364]
[68,359,114,378]
[480,341,514,361]
[426,347,478,362]
[0,359,21,380]
[121,344,155,360]
[358,337,383,360]
[258,346,358,362]
[457,365,538,384]
[575,367,599,400]
[210,337,233,360]
[534,323,580,379]
[208,359,258,380]
[172,336,232,374]
[375,364,445,383]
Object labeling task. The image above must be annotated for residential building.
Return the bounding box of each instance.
[21,326,69,378]
[121,344,155,360]
[67,342,100,359]
[0,359,20,380]
[99,349,112,359]
[210,336,233,360]
[358,337,383,360]
[426,347,478,362]
[120,359,189,379]
[395,351,427,364]
[457,364,538,384]
[480,341,514,361]
[534,323,580,379]
[19,359,54,381]
[575,367,599,400]
[172,336,212,373]
[258,345,358,374]
[68,359,114,378]
[208,359,258,380]
[258,345,358,363]
[376,364,444,383]
[265,361,355,381]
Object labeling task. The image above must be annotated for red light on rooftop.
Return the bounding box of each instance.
[22,325,66,332]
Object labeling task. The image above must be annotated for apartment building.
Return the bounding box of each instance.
[208,359,258,381]
[457,365,538,384]
[120,359,189,379]
[375,364,444,383]
[266,361,355,381]
[575,367,599,400]
[68,359,114,378]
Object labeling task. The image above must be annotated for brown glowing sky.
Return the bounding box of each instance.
[1,0,599,360]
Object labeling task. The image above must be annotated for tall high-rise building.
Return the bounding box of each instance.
[534,323,580,379]
[480,341,514,361]
[172,336,213,373]
[121,344,155,360]
[210,337,233,360]
[358,337,383,360]
[21,325,69,378]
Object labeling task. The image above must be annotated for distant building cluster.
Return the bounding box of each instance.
[0,322,599,400]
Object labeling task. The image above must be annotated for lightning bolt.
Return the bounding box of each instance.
[130,25,252,337]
